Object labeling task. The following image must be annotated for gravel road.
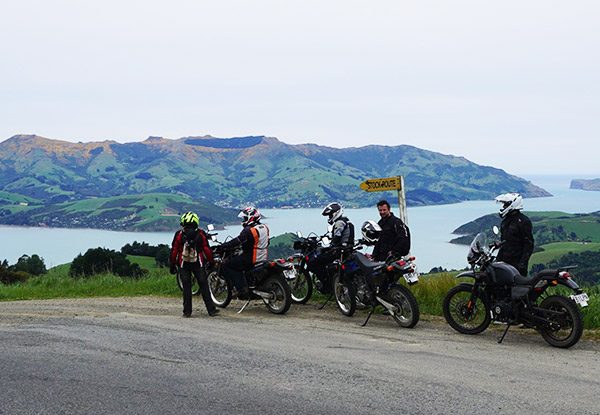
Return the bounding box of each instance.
[1,297,598,415]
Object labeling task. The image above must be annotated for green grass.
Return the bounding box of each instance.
[530,242,600,266]
[0,268,179,301]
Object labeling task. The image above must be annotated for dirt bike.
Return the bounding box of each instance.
[206,237,292,315]
[331,240,420,328]
[442,228,589,348]
[284,231,333,304]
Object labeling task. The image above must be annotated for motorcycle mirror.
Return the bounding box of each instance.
[297,231,303,238]
[207,224,215,231]
[211,235,217,242]
[492,225,499,235]
[322,236,330,245]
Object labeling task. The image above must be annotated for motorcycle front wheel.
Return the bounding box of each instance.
[207,269,231,308]
[177,270,201,296]
[333,274,356,317]
[442,285,491,334]
[290,270,313,304]
[539,295,584,348]
[263,274,292,315]
[386,285,419,328]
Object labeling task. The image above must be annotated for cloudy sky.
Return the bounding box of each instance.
[1,0,598,175]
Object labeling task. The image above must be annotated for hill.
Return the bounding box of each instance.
[0,134,549,208]
[450,211,600,246]
[571,179,600,191]
[0,192,238,232]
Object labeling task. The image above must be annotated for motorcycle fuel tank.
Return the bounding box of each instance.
[490,262,521,285]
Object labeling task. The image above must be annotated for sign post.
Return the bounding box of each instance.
[359,175,407,223]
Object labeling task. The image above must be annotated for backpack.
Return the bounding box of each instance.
[180,228,199,263]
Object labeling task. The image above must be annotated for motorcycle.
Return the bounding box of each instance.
[205,233,293,315]
[442,228,589,348]
[331,239,420,328]
[284,231,332,304]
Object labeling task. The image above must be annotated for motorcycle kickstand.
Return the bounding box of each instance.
[237,299,251,314]
[497,323,512,344]
[361,307,376,327]
[318,293,333,310]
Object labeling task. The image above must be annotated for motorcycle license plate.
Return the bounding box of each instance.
[570,293,589,307]
[403,272,419,285]
[283,268,297,280]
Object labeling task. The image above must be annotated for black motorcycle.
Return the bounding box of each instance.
[442,230,589,348]
[331,240,420,328]
[285,231,334,304]
[206,238,292,315]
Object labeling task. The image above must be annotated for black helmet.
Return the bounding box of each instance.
[361,220,382,243]
[321,202,343,225]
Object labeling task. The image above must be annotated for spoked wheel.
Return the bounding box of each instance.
[289,270,313,304]
[333,274,356,317]
[263,275,292,315]
[539,295,584,348]
[386,285,420,328]
[207,269,232,308]
[442,285,491,334]
[177,269,201,296]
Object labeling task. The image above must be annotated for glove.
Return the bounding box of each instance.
[169,264,177,275]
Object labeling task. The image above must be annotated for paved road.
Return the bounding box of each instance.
[1,297,598,415]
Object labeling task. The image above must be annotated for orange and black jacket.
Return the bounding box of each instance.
[170,227,214,268]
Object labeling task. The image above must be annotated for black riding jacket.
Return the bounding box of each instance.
[373,213,410,261]
[497,210,534,269]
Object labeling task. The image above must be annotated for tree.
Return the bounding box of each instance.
[70,248,146,278]
[12,254,47,276]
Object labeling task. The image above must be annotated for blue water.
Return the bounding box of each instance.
[1,174,598,271]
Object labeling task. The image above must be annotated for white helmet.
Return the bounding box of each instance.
[239,206,261,226]
[321,202,343,225]
[361,220,382,243]
[495,193,523,218]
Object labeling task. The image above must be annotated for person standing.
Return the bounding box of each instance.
[170,212,219,317]
[372,200,410,261]
[494,193,534,276]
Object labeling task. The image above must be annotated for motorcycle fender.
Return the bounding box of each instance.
[455,271,475,280]
[539,276,581,293]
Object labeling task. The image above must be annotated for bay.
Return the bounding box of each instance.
[1,174,598,272]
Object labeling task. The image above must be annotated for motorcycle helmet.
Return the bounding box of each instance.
[180,211,199,227]
[495,193,523,218]
[321,202,344,225]
[361,220,382,243]
[239,206,261,226]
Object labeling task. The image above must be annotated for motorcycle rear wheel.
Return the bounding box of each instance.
[443,285,491,334]
[333,274,356,317]
[386,285,419,328]
[207,270,231,308]
[290,270,313,304]
[263,274,292,315]
[539,295,584,348]
[176,270,201,296]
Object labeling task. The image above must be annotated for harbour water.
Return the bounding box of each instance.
[1,174,598,271]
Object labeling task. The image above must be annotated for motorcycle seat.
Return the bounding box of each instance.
[534,269,558,279]
[354,253,386,273]
[514,274,536,286]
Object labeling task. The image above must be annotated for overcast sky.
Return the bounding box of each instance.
[1,0,598,175]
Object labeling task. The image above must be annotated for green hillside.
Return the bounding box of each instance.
[0,192,238,232]
[0,134,549,209]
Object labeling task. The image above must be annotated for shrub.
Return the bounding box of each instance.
[70,247,147,279]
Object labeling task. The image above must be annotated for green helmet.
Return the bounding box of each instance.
[180,211,199,227]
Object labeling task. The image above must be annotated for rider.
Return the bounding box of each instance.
[170,211,219,317]
[372,200,410,261]
[220,207,269,298]
[494,193,534,276]
[307,202,354,291]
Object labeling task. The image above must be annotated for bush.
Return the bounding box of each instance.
[70,247,147,278]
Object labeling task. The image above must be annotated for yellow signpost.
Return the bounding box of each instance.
[359,175,407,223]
